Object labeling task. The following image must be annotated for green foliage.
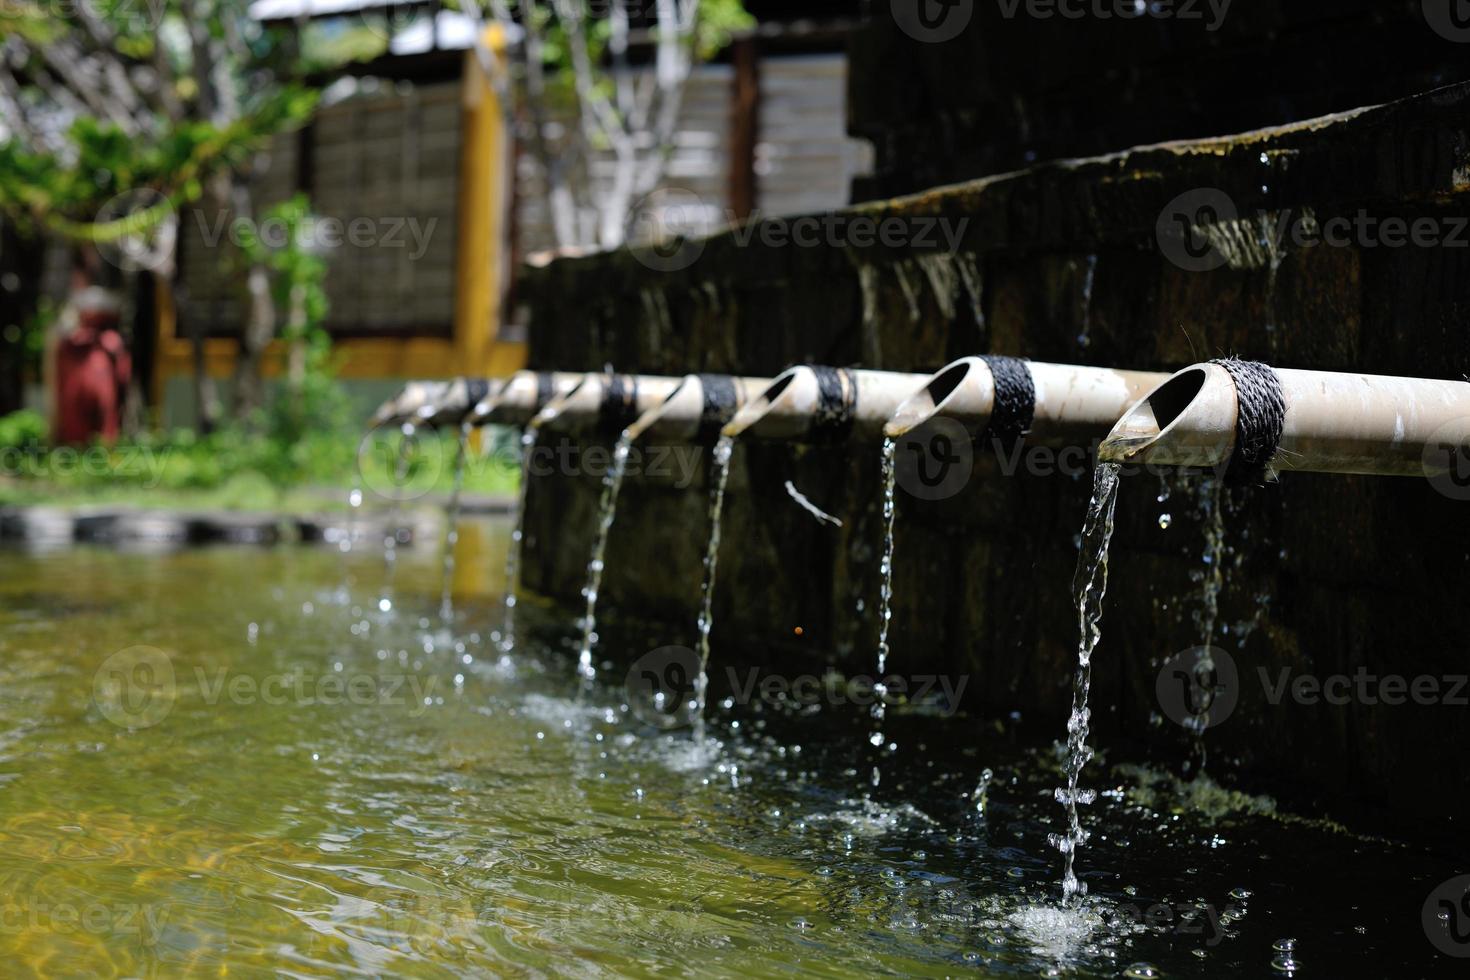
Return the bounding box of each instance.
[0,86,319,242]
[0,411,523,510]
[692,0,756,59]
[0,410,46,452]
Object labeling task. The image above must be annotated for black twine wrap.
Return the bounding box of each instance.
[697,374,739,442]
[534,372,555,411]
[979,355,1036,452]
[599,374,640,433]
[1210,357,1286,482]
[809,366,857,444]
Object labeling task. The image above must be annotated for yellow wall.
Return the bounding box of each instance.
[152,33,525,412]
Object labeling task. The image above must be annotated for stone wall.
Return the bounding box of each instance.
[518,80,1470,831]
[851,1,1470,200]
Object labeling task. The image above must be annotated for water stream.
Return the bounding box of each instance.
[870,436,899,788]
[377,422,417,614]
[575,432,634,684]
[497,427,537,653]
[1050,462,1122,903]
[692,434,736,740]
[1186,478,1227,772]
[438,424,472,623]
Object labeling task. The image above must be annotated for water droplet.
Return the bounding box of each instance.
[1124,964,1160,979]
[1158,513,1173,529]
[378,598,392,613]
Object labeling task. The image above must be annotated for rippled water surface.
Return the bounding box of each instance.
[0,518,1461,976]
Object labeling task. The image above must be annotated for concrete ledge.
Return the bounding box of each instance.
[0,505,438,551]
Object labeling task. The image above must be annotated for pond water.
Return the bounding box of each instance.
[0,518,1461,976]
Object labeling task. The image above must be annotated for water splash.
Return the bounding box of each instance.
[498,428,537,654]
[1050,462,1122,903]
[575,432,634,684]
[870,436,899,788]
[692,434,736,741]
[972,767,994,818]
[438,424,472,622]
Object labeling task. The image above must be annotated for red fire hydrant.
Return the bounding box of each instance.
[52,289,132,446]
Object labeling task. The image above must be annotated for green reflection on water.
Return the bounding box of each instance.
[0,520,1458,977]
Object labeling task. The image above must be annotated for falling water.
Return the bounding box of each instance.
[692,434,736,741]
[438,423,472,622]
[1049,462,1122,903]
[498,428,537,653]
[378,422,417,614]
[869,437,899,788]
[575,432,634,684]
[343,487,363,551]
[1185,478,1227,771]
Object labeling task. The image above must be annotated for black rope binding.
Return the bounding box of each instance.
[979,355,1036,452]
[534,371,555,411]
[1210,357,1286,483]
[808,366,857,444]
[696,374,738,442]
[465,378,491,409]
[599,373,640,433]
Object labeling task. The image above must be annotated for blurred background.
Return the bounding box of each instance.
[3,1,1468,510]
[0,0,867,505]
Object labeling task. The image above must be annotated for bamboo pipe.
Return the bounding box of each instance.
[623,374,774,443]
[721,366,932,443]
[530,372,684,433]
[468,371,584,427]
[1099,362,1470,477]
[371,380,449,427]
[885,356,1169,442]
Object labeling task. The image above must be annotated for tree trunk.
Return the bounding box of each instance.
[0,221,43,416]
[229,178,275,425]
